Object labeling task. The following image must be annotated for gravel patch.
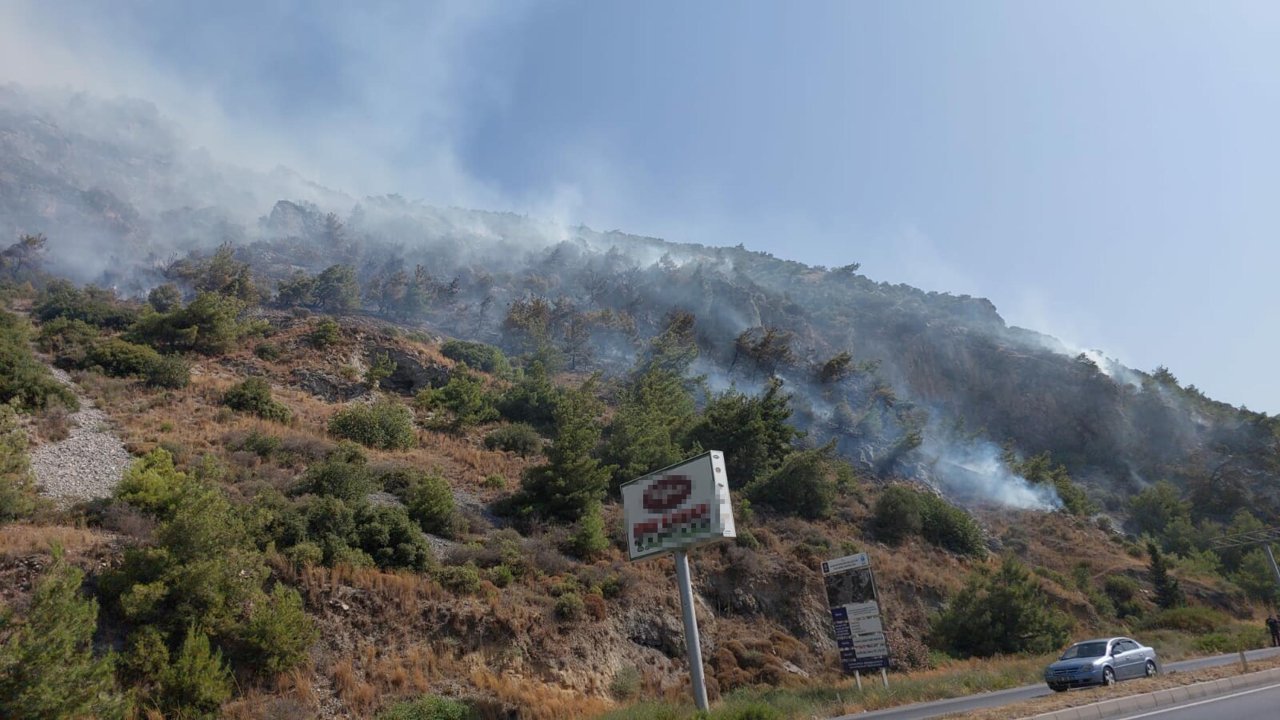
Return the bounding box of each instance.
[30,367,132,506]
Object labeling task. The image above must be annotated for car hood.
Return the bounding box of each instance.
[1046,657,1104,672]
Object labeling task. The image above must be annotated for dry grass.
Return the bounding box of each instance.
[0,523,112,556]
[470,668,612,720]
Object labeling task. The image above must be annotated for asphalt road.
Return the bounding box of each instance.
[830,647,1280,720]
[1111,681,1280,720]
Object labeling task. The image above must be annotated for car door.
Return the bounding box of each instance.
[1113,639,1139,678]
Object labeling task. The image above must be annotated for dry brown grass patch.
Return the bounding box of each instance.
[0,524,112,556]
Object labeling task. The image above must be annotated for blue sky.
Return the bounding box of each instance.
[3,0,1278,413]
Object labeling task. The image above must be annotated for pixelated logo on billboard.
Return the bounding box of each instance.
[622,452,735,561]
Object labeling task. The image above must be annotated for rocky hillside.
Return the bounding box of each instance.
[0,84,1278,720]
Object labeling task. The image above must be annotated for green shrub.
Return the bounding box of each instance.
[116,448,192,518]
[158,626,233,720]
[1138,606,1226,633]
[0,311,79,412]
[298,446,374,502]
[234,429,282,458]
[417,369,498,430]
[34,280,138,329]
[569,502,610,560]
[931,556,1070,658]
[87,337,163,377]
[239,584,318,676]
[308,318,342,348]
[609,666,642,701]
[223,377,292,423]
[146,354,191,389]
[436,564,482,594]
[482,474,506,490]
[0,553,124,720]
[329,399,416,450]
[554,592,585,620]
[747,447,840,519]
[0,405,38,523]
[254,342,282,361]
[403,472,459,537]
[352,503,433,571]
[486,564,515,588]
[35,316,99,363]
[131,292,247,355]
[377,695,474,720]
[441,339,509,375]
[483,423,542,456]
[495,363,560,432]
[872,484,985,557]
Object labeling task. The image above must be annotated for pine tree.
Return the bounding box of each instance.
[158,626,233,719]
[516,378,610,522]
[685,378,800,489]
[0,552,124,719]
[931,556,1070,657]
[1147,540,1185,609]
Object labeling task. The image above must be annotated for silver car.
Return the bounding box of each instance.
[1043,637,1159,691]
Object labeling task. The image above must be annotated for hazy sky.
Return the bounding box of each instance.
[3,1,1278,413]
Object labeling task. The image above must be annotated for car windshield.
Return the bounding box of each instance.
[1061,641,1109,659]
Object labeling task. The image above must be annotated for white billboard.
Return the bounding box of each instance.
[621,451,736,561]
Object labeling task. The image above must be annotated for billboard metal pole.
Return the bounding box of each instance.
[675,550,709,711]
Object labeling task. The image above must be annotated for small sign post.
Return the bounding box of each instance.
[621,451,736,712]
[821,553,891,685]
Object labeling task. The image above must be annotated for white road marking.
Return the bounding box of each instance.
[1113,682,1280,720]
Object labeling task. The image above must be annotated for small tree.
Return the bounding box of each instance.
[158,626,233,719]
[403,471,458,537]
[223,377,292,423]
[1147,541,1185,609]
[931,556,1070,657]
[0,405,38,523]
[515,378,610,523]
[0,552,124,720]
[569,501,610,559]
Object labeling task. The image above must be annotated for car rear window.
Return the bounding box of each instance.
[1061,641,1108,659]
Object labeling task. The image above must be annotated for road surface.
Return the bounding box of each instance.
[1112,681,1280,720]
[831,647,1280,720]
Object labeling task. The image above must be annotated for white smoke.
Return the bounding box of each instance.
[921,433,1063,511]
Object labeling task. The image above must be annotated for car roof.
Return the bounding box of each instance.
[1073,637,1130,645]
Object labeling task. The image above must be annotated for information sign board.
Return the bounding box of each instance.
[621,452,735,561]
[822,553,891,672]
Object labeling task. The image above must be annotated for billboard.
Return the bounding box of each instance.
[822,553,891,672]
[621,451,736,561]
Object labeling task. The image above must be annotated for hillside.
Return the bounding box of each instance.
[0,85,1277,719]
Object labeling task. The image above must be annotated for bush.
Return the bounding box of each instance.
[158,626,233,719]
[254,342,282,361]
[234,429,282,458]
[610,666,642,701]
[0,554,124,720]
[495,363,560,432]
[417,369,498,430]
[747,447,841,519]
[146,354,191,389]
[436,564,482,594]
[87,337,164,377]
[116,448,193,519]
[554,592,585,620]
[872,485,985,557]
[223,377,292,423]
[0,405,38,523]
[931,556,1070,658]
[569,502,610,560]
[329,399,416,450]
[239,584,318,675]
[483,423,542,456]
[441,339,510,375]
[34,280,138,329]
[403,472,459,537]
[352,503,433,571]
[377,695,474,720]
[1138,606,1226,633]
[296,444,373,501]
[482,474,506,490]
[308,318,342,348]
[131,292,247,355]
[0,311,79,412]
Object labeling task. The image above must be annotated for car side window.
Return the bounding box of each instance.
[1114,640,1134,653]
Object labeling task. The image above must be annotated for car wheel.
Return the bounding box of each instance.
[1145,660,1157,678]
[1103,667,1116,686]
[1050,684,1068,693]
